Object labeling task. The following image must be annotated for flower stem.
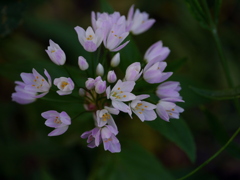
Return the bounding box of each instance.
[177,127,240,180]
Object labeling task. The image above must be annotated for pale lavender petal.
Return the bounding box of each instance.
[48,126,69,136]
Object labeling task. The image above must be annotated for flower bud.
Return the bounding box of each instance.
[110,53,120,67]
[78,56,89,70]
[45,40,66,65]
[85,78,95,90]
[96,63,104,76]
[95,80,106,94]
[124,62,142,81]
[107,70,117,83]
[79,88,85,96]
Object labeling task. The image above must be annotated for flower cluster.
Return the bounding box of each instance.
[12,5,184,153]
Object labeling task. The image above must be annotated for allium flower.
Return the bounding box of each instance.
[156,100,184,122]
[124,62,142,81]
[127,5,155,35]
[96,106,119,130]
[54,77,74,95]
[85,78,96,90]
[78,56,89,70]
[41,110,71,136]
[130,95,157,121]
[75,26,103,52]
[107,70,117,83]
[156,81,182,100]
[12,81,37,104]
[106,80,136,114]
[81,125,121,153]
[103,19,130,52]
[144,41,170,63]
[95,80,106,94]
[110,53,120,67]
[143,62,172,84]
[20,68,52,98]
[45,40,66,65]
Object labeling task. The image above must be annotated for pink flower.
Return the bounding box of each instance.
[107,70,117,83]
[143,62,172,84]
[127,5,155,35]
[81,125,121,153]
[12,81,37,104]
[54,77,74,95]
[75,26,103,52]
[78,56,89,70]
[95,80,106,94]
[96,106,119,131]
[156,100,184,122]
[106,80,136,114]
[124,62,142,81]
[45,40,66,65]
[41,110,71,136]
[144,41,170,63]
[130,95,157,121]
[20,68,52,98]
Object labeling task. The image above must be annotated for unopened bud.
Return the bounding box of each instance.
[79,88,85,96]
[85,78,95,90]
[125,62,142,81]
[107,70,117,83]
[110,53,120,67]
[96,63,104,76]
[78,56,89,70]
[95,80,106,94]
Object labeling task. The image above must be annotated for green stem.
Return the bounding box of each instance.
[178,127,240,180]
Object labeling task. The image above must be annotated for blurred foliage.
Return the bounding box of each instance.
[1,0,240,180]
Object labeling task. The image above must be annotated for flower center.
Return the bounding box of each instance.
[61,81,69,89]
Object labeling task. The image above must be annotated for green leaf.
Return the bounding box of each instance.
[147,118,196,162]
[89,143,174,180]
[184,0,209,29]
[213,0,222,25]
[190,86,240,100]
[100,0,114,13]
[0,1,26,37]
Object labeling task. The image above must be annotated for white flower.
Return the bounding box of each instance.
[54,77,74,95]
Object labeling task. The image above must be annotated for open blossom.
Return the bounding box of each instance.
[75,26,103,52]
[103,17,130,52]
[20,68,52,98]
[156,81,182,100]
[12,81,37,104]
[96,106,119,131]
[41,110,71,136]
[156,100,184,122]
[143,62,172,84]
[81,125,121,153]
[127,5,155,35]
[130,95,157,121]
[144,41,170,63]
[45,40,66,65]
[54,77,74,95]
[124,62,142,81]
[106,80,136,114]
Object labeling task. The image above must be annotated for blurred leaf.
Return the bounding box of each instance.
[213,0,222,24]
[100,0,114,13]
[166,57,188,72]
[89,143,174,180]
[190,86,240,100]
[184,0,209,29]
[147,118,196,162]
[0,1,26,37]
[203,108,240,158]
